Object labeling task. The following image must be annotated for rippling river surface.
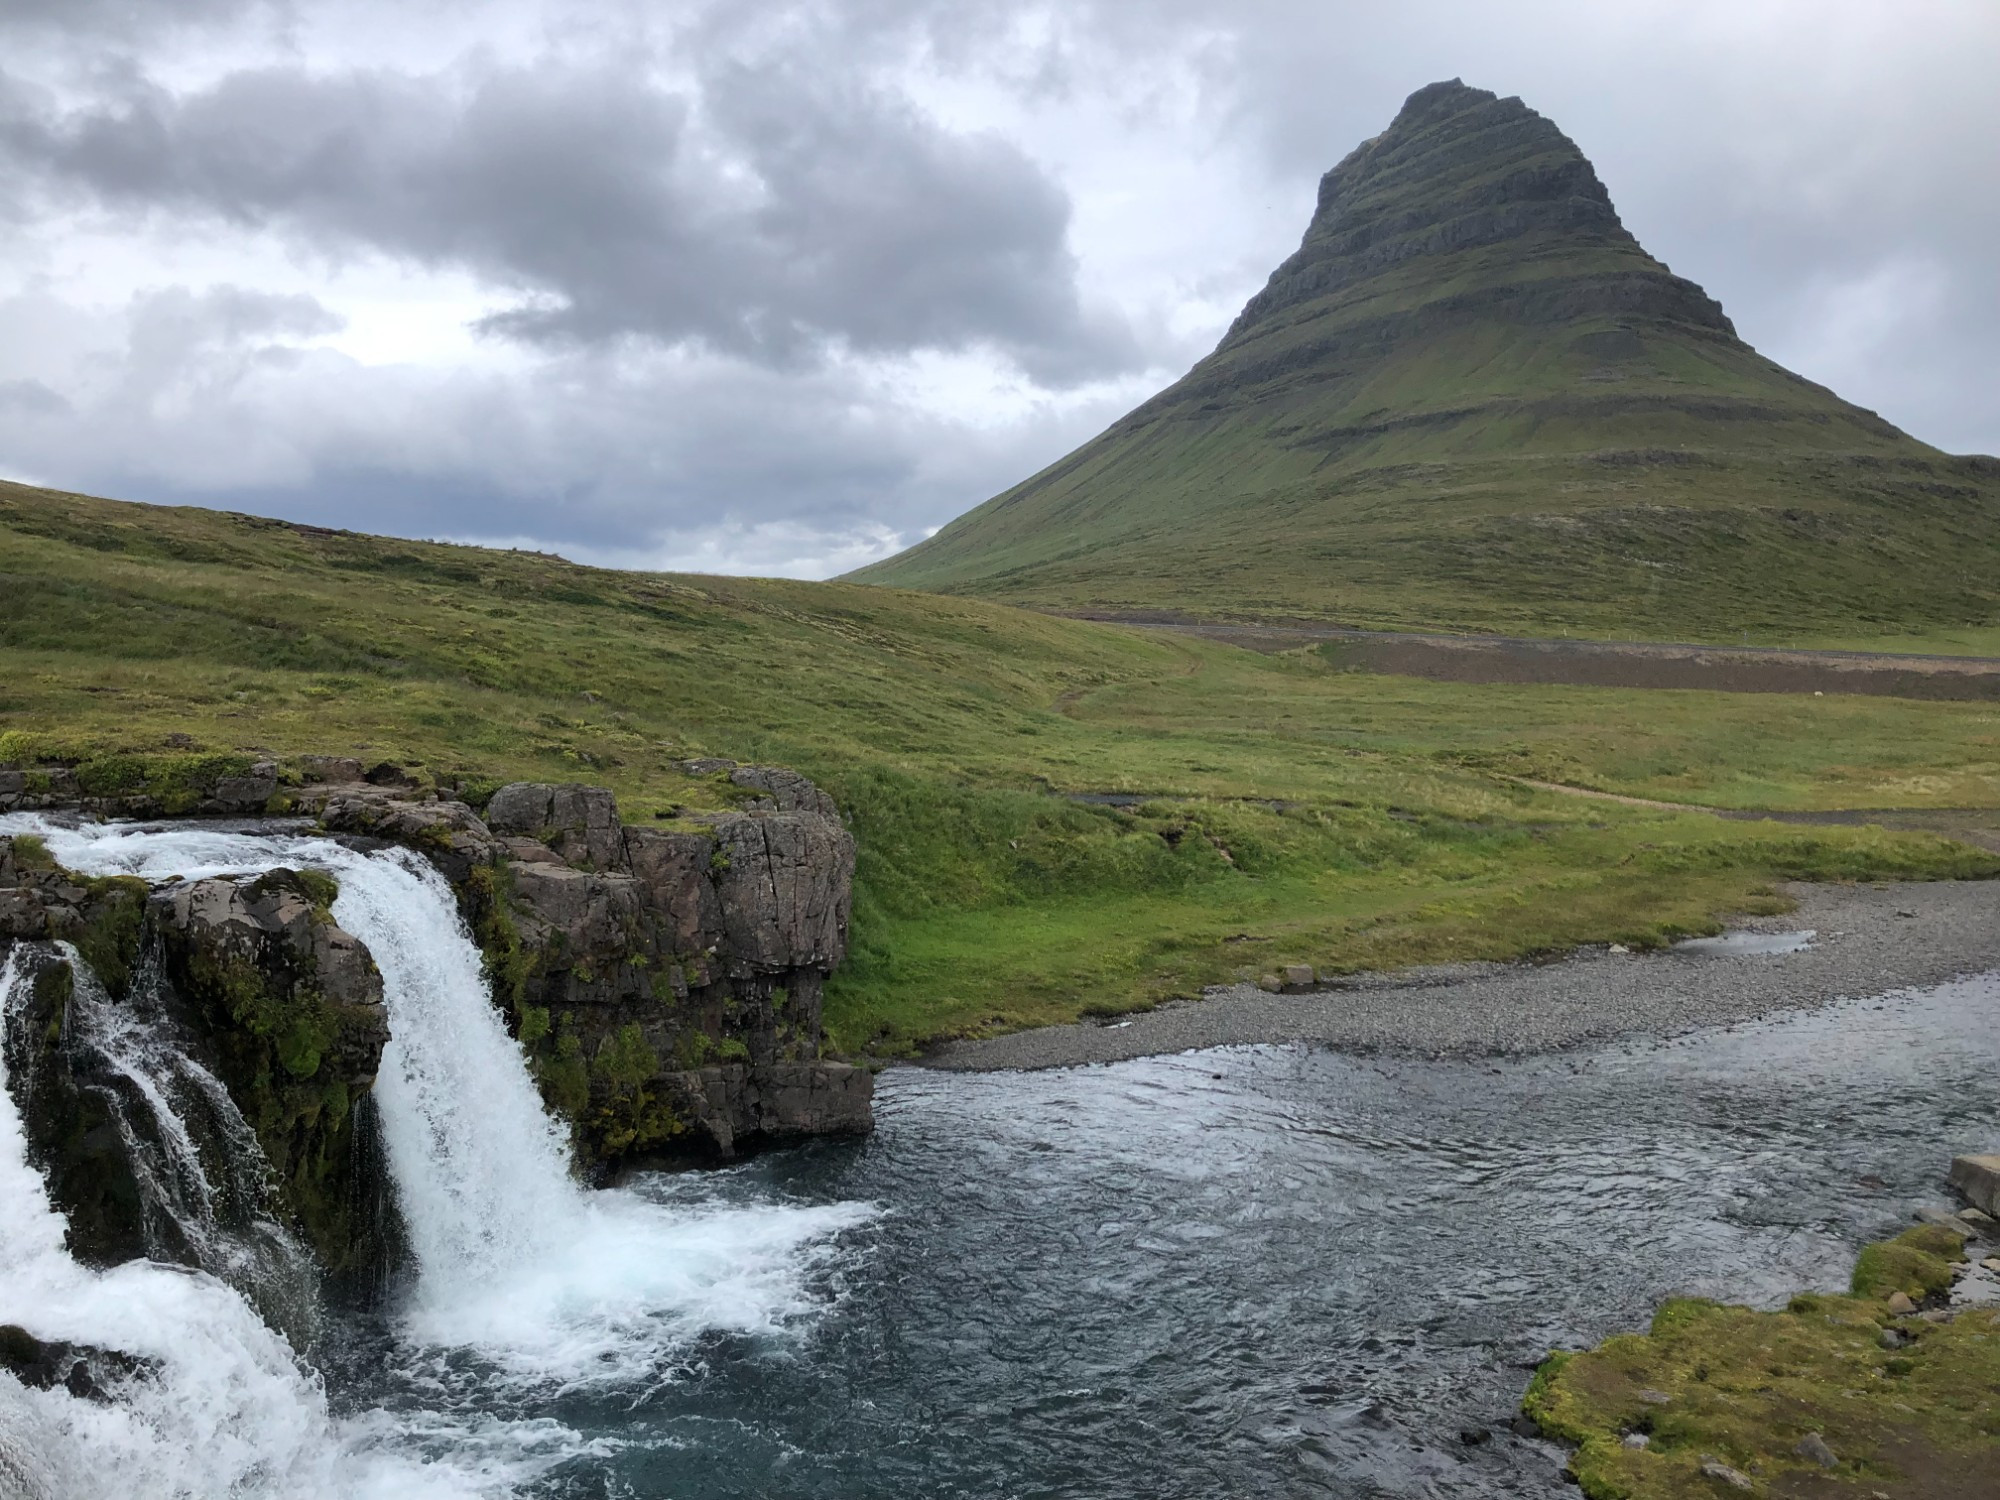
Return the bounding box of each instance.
[328,972,2000,1499]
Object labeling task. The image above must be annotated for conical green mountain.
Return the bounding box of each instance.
[852,80,2000,637]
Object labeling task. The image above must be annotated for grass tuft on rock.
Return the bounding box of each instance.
[1523,1226,1996,1497]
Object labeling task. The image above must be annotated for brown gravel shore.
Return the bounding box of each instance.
[920,879,2000,1071]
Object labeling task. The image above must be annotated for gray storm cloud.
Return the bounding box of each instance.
[0,0,1992,575]
[0,53,1134,381]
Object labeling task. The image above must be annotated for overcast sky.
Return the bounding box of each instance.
[1,0,1994,576]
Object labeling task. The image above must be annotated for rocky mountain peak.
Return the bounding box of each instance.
[1221,77,1723,348]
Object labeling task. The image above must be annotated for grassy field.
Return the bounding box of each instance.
[4,481,1997,1052]
[853,86,2000,642]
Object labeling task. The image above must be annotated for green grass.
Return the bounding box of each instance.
[4,482,1997,1052]
[1525,1226,1997,1497]
[851,87,2000,642]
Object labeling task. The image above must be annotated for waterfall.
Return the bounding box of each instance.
[45,940,319,1339]
[0,947,483,1500]
[324,848,582,1293]
[1,813,874,1489]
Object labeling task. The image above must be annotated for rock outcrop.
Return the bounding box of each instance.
[0,836,390,1276]
[152,871,393,1278]
[0,755,283,820]
[1,753,871,1279]
[313,766,872,1169]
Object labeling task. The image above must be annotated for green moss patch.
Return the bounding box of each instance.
[1524,1228,1996,1497]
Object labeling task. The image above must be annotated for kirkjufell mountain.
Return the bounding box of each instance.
[853,80,2000,636]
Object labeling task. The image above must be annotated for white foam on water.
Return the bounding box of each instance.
[0,947,495,1500]
[3,814,875,1488]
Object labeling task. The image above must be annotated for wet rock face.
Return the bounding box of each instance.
[1,843,391,1275]
[0,1324,152,1403]
[1,840,161,1263]
[152,870,392,1277]
[1,949,150,1265]
[333,771,871,1169]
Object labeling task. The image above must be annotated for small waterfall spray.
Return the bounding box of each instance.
[0,946,475,1500]
[1,813,874,1489]
[45,940,319,1337]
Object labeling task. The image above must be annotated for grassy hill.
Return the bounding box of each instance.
[852,80,2000,639]
[3,480,1997,1051]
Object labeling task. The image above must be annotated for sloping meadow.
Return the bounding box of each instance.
[4,482,1997,1050]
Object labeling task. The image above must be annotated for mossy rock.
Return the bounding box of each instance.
[1851,1224,1966,1301]
[1523,1228,1993,1498]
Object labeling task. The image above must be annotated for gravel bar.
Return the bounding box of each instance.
[920,880,2000,1071]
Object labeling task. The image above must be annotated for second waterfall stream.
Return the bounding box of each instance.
[0,816,874,1497]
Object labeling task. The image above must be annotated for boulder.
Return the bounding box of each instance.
[154,871,391,1276]
[1795,1432,1838,1469]
[0,1324,151,1403]
[1698,1457,1754,1491]
[1949,1154,2000,1217]
[296,755,364,784]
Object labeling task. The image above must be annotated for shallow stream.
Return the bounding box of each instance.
[457,973,1999,1498]
[2,817,1996,1498]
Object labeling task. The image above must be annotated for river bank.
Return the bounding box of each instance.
[923,878,2000,1070]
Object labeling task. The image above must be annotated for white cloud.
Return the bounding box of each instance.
[0,0,1992,577]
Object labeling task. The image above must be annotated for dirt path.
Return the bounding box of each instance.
[1092,618,2000,701]
[1515,777,2000,854]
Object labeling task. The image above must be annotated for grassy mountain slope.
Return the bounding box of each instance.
[852,80,2000,638]
[3,481,1996,1050]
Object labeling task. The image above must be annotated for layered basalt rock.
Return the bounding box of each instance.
[151,870,393,1278]
[306,763,871,1170]
[0,836,390,1275]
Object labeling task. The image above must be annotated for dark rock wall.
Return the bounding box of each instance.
[313,767,872,1171]
[1,757,872,1283]
[0,837,390,1277]
[152,871,393,1279]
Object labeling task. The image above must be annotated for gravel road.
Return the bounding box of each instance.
[921,879,2000,1071]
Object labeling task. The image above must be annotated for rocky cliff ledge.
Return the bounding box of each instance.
[0,835,390,1278]
[299,760,872,1169]
[1,752,872,1281]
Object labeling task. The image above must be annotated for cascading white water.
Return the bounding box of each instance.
[0,948,487,1500]
[323,847,582,1294]
[1,813,874,1491]
[50,941,320,1336]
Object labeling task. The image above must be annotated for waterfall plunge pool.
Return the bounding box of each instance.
[2,817,1997,1497]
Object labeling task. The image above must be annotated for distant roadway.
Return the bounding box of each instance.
[1081,617,2000,702]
